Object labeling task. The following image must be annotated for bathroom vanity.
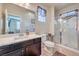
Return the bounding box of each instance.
[0,34,43,56]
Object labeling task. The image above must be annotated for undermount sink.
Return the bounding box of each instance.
[43,41,55,47]
[14,36,26,40]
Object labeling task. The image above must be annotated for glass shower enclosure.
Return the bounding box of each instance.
[54,9,79,50]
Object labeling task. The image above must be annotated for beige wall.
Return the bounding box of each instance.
[48,6,55,35]
[27,3,55,34]
[57,4,79,16]
[30,4,55,34]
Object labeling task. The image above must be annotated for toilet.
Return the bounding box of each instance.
[41,34,55,56]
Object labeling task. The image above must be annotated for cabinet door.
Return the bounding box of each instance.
[2,49,22,56]
[25,43,41,56]
[0,45,10,55]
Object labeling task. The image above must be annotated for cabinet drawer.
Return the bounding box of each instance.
[2,49,22,56]
[23,40,33,47]
[0,45,9,49]
[13,42,23,50]
[33,38,41,43]
[0,45,10,55]
[0,42,23,55]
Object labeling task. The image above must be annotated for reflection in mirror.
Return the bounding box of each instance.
[8,15,21,34]
[25,12,35,32]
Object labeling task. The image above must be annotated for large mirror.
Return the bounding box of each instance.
[0,3,36,35]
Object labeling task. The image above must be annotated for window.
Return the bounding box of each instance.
[37,6,46,22]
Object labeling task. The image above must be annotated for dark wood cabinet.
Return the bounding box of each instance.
[0,37,41,56]
[26,43,41,56]
[24,37,41,56]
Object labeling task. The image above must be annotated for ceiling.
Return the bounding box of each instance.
[33,3,74,11]
[46,3,71,10]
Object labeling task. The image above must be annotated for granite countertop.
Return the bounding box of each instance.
[0,34,46,47]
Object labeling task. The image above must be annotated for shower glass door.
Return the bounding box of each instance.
[61,16,78,50]
[55,10,79,50]
[54,20,61,44]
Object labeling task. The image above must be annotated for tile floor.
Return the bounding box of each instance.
[53,51,66,56]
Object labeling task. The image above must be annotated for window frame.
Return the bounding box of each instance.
[37,6,46,22]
